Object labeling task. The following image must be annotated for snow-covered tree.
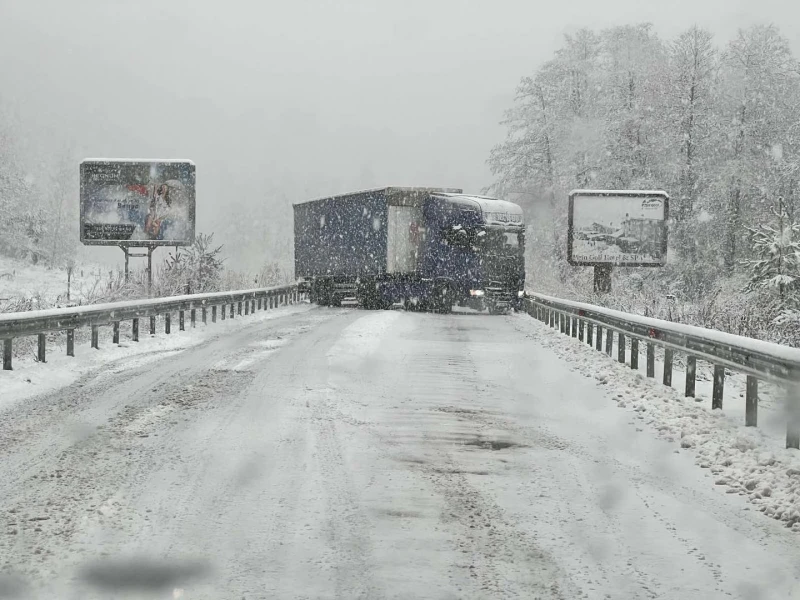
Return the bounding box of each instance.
[667,26,718,224]
[718,25,800,271]
[162,233,225,294]
[599,25,669,188]
[744,197,800,303]
[0,107,35,260]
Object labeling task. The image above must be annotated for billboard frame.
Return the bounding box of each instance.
[79,158,196,248]
[567,189,669,268]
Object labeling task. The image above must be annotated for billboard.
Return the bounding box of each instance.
[568,189,669,267]
[80,159,196,246]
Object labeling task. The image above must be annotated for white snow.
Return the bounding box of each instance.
[570,188,670,197]
[515,312,800,533]
[0,256,107,307]
[0,303,312,412]
[82,158,196,165]
[2,307,800,598]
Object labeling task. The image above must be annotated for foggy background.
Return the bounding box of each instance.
[1,0,798,271]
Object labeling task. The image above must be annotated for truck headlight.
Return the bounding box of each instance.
[469,290,485,297]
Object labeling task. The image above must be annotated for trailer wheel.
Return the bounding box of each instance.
[434,283,454,314]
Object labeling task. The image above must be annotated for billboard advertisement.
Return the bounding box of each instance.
[80,159,196,246]
[568,190,669,267]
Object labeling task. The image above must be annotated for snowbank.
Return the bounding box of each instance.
[515,313,800,532]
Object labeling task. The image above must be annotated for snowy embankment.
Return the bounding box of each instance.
[514,313,800,532]
[0,303,313,412]
[0,255,108,308]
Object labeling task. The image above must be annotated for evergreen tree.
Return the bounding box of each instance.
[744,197,800,304]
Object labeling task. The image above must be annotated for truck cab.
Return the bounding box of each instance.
[424,193,526,314]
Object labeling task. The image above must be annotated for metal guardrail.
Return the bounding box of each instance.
[524,293,800,449]
[1,284,302,370]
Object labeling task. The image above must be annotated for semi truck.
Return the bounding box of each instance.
[293,187,525,314]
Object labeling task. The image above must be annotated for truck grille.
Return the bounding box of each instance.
[484,284,514,305]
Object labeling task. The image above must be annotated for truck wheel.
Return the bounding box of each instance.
[435,284,453,314]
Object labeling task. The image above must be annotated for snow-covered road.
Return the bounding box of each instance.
[1,307,800,599]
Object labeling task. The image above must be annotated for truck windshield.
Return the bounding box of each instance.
[441,226,523,254]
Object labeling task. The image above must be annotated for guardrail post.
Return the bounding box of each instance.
[179,311,185,331]
[571,317,577,338]
[212,306,217,322]
[252,299,256,313]
[67,330,74,356]
[630,338,639,369]
[258,298,262,310]
[132,318,139,342]
[559,313,565,334]
[746,376,758,427]
[578,320,584,341]
[617,333,625,364]
[165,313,171,334]
[595,326,603,351]
[113,321,120,344]
[3,339,11,370]
[685,356,696,397]
[191,309,196,327]
[712,365,724,409]
[245,301,250,315]
[586,322,593,346]
[91,326,99,349]
[663,349,673,386]
[221,305,226,320]
[37,334,46,363]
[202,307,207,325]
[230,303,235,318]
[237,302,242,316]
[788,426,800,450]
[605,329,613,356]
[788,390,800,449]
[150,316,156,335]
[646,343,655,377]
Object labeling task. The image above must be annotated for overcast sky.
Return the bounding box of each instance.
[0,0,797,268]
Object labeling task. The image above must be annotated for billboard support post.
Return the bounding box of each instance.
[593,265,612,293]
[118,245,156,294]
[148,246,153,297]
[122,246,130,282]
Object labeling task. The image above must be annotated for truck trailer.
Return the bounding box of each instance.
[293,187,525,314]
